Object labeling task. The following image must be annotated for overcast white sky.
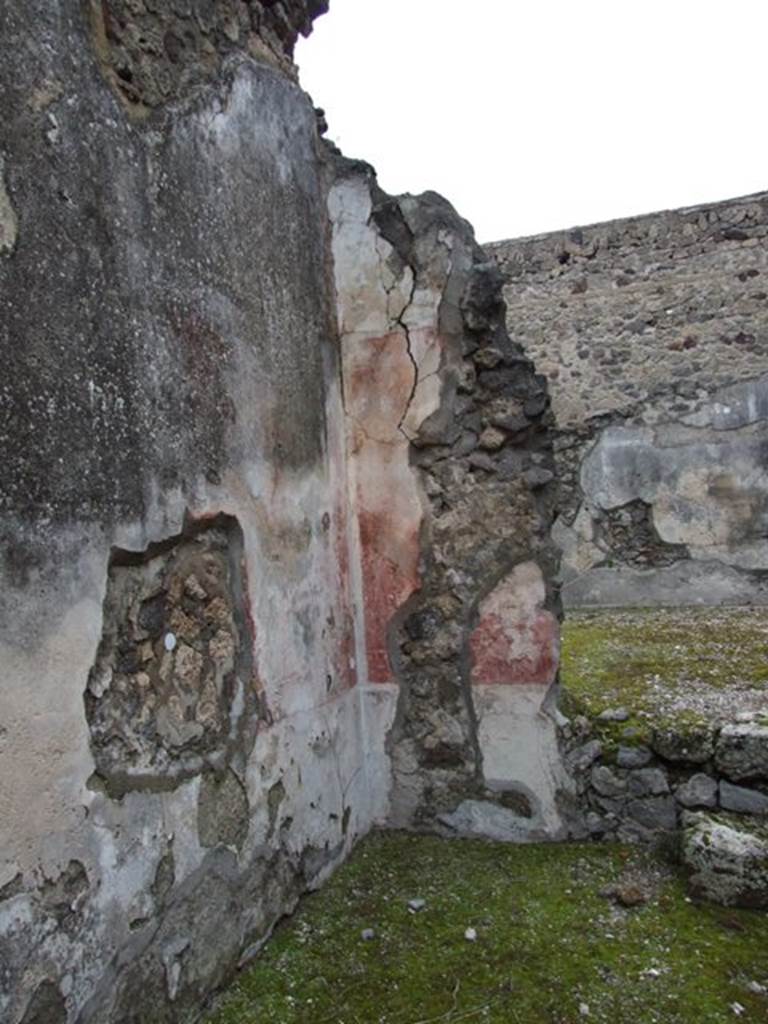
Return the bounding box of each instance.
[297,0,768,243]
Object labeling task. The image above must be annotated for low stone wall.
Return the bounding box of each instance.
[563,712,768,844]
[559,609,768,848]
[487,194,768,607]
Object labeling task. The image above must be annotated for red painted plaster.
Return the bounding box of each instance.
[469,562,559,686]
[343,330,435,684]
[357,507,419,682]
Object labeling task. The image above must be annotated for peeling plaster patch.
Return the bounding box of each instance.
[682,375,768,431]
[330,175,446,683]
[580,426,659,510]
[468,569,566,827]
[582,424,768,566]
[85,515,259,795]
[562,559,768,609]
[359,683,398,824]
[552,506,605,581]
[469,562,559,686]
[0,158,18,256]
[197,769,249,852]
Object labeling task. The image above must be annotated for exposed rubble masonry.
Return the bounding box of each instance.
[328,160,567,839]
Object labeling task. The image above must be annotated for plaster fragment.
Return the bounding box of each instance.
[0,158,18,257]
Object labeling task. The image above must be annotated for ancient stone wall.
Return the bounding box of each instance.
[7,3,766,1018]
[487,194,768,608]
[0,3,363,1022]
[564,713,768,845]
[329,165,568,843]
[0,4,568,1021]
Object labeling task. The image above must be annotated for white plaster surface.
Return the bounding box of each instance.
[474,684,569,837]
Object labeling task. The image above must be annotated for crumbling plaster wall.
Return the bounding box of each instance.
[0,3,370,1022]
[329,164,569,841]
[1,3,570,1022]
[487,193,768,608]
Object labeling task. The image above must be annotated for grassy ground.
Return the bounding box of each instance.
[204,832,768,1024]
[559,607,768,746]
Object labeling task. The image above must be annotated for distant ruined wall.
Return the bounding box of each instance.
[487,193,768,608]
[0,3,566,1022]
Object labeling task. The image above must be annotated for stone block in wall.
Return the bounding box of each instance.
[437,798,549,843]
[626,768,670,798]
[625,796,678,832]
[651,727,716,765]
[616,745,653,768]
[715,721,768,783]
[719,781,768,815]
[590,765,627,798]
[675,774,718,809]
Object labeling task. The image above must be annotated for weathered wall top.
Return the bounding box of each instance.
[91,0,329,115]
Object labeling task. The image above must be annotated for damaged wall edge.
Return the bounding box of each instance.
[327,156,572,841]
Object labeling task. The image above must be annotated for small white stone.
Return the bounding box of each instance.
[361,928,375,941]
[734,711,755,723]
[164,632,177,652]
[408,898,426,913]
[579,1003,590,1017]
[731,1003,746,1016]
[597,707,630,722]
[746,980,767,995]
[464,927,477,942]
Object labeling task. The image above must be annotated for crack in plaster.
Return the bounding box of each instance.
[392,266,420,443]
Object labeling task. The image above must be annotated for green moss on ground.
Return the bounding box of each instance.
[559,608,768,749]
[204,832,768,1024]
